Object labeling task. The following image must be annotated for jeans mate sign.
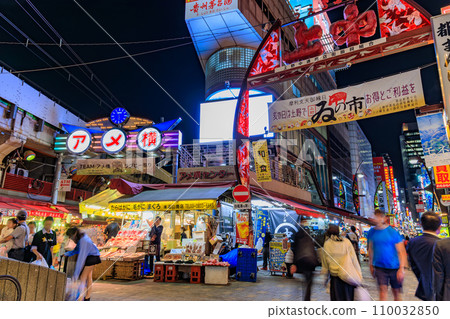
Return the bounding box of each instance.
[177,166,236,183]
[269,69,424,132]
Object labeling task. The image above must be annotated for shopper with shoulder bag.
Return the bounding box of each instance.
[322,225,363,301]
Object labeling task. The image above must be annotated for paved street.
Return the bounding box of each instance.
[91,262,419,301]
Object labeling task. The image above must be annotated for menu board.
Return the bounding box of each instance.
[269,241,287,274]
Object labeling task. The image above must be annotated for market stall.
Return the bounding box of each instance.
[105,185,233,283]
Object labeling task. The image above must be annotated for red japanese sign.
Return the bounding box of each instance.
[136,127,162,152]
[66,129,92,155]
[101,128,127,154]
[185,0,237,20]
[236,212,249,245]
[177,166,236,183]
[28,211,64,219]
[434,165,450,189]
[373,157,385,182]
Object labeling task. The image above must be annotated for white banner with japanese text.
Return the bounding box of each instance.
[76,158,155,175]
[269,69,425,132]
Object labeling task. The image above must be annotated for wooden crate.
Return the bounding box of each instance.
[0,258,66,301]
[114,259,144,281]
[92,259,114,281]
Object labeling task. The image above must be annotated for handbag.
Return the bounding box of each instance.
[148,244,159,256]
[337,242,362,286]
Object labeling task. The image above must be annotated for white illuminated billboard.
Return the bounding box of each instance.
[199,94,273,143]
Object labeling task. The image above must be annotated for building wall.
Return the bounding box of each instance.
[329,123,354,212]
[348,122,376,218]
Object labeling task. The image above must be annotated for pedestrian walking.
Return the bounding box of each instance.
[104,218,120,242]
[433,238,450,300]
[262,229,272,270]
[31,216,57,267]
[346,226,360,264]
[64,227,101,301]
[407,212,441,301]
[290,226,319,301]
[148,216,163,278]
[322,225,362,301]
[0,210,29,261]
[368,209,407,301]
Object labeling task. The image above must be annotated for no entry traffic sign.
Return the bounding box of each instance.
[233,185,250,202]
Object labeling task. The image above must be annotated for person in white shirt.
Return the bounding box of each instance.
[27,221,36,244]
[322,224,362,301]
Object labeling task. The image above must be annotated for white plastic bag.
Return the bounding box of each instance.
[354,286,372,301]
[32,258,49,268]
[65,278,85,301]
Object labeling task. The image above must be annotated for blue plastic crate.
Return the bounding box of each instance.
[236,269,257,282]
[236,248,257,282]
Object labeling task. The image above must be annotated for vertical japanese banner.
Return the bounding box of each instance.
[252,140,272,182]
[432,14,450,119]
[236,211,249,245]
[416,111,450,167]
[254,209,269,253]
[433,165,450,188]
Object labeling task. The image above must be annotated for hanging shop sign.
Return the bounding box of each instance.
[177,166,236,183]
[268,69,424,132]
[373,157,385,182]
[76,158,155,175]
[441,194,450,205]
[58,179,72,192]
[236,211,249,245]
[185,0,238,20]
[432,14,450,118]
[136,127,162,152]
[252,140,272,182]
[434,165,450,189]
[109,199,217,213]
[416,111,450,167]
[101,129,127,154]
[66,129,92,155]
[28,211,65,219]
[233,202,251,210]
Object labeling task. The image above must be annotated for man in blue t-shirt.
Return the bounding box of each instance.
[368,209,407,301]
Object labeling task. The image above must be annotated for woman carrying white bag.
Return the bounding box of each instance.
[322,225,365,301]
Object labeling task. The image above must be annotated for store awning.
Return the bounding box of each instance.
[253,192,325,219]
[79,189,125,218]
[109,186,230,212]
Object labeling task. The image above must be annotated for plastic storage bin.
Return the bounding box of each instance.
[236,248,257,282]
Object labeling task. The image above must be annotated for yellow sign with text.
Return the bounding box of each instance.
[109,199,217,212]
[252,140,272,182]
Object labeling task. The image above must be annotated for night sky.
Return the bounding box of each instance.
[0,0,448,188]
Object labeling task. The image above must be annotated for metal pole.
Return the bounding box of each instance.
[51,154,63,205]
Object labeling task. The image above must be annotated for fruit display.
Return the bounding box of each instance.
[202,259,229,267]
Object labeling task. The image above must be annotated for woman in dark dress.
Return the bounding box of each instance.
[31,216,56,266]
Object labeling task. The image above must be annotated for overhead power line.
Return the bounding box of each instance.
[73,0,200,126]
[3,41,193,74]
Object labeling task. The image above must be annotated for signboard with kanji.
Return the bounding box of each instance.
[252,140,272,182]
[58,179,72,192]
[109,199,217,212]
[236,211,249,245]
[269,69,424,132]
[66,129,92,154]
[434,165,450,188]
[432,14,450,117]
[373,157,385,182]
[136,127,162,152]
[185,0,238,20]
[177,166,236,183]
[76,158,155,175]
